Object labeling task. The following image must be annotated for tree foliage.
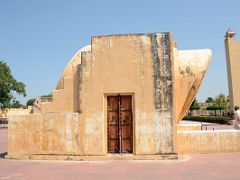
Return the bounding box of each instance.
[10,99,23,108]
[206,97,214,103]
[206,93,227,116]
[26,98,35,106]
[0,60,26,109]
[190,98,200,111]
[41,94,52,98]
[214,93,227,108]
[188,98,200,116]
[206,105,225,111]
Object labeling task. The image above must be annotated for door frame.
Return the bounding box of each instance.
[104,93,135,155]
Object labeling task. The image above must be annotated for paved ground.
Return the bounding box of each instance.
[1,128,240,180]
[180,120,235,130]
[202,123,235,130]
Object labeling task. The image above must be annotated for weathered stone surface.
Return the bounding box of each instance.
[56,45,91,90]
[9,32,212,159]
[225,31,240,112]
[8,113,80,157]
[177,130,240,154]
[174,49,212,122]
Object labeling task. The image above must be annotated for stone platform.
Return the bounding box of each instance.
[5,153,178,161]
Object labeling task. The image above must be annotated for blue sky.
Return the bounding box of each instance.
[0,0,239,104]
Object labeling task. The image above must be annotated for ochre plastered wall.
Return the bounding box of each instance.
[78,33,176,155]
[8,113,80,157]
[0,107,32,118]
[56,45,91,90]
[174,48,211,122]
[177,124,202,131]
[37,34,211,124]
[225,36,240,112]
[177,130,240,154]
[40,76,75,113]
[8,114,240,158]
[8,32,212,159]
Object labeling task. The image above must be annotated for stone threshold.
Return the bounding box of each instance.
[5,153,178,161]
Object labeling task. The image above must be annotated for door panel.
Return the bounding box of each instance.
[107,96,119,153]
[107,95,133,154]
[120,96,132,153]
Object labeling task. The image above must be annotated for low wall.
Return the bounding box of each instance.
[177,130,240,154]
[0,124,8,128]
[177,125,202,131]
[7,112,178,160]
[0,107,32,118]
[8,113,240,159]
[8,113,80,158]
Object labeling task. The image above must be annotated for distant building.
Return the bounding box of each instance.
[191,101,230,116]
[0,106,32,119]
[225,29,240,112]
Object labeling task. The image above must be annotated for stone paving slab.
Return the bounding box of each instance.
[179,120,235,130]
[1,128,240,180]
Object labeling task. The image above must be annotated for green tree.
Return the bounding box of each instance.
[206,106,224,116]
[26,98,36,106]
[206,97,214,103]
[206,93,227,116]
[214,93,227,115]
[189,98,200,116]
[11,99,23,108]
[0,60,26,109]
[215,93,227,106]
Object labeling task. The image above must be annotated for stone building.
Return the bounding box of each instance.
[225,29,240,112]
[0,107,32,119]
[8,32,212,160]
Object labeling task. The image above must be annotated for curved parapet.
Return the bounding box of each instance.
[56,45,91,90]
[34,45,91,113]
[174,48,212,123]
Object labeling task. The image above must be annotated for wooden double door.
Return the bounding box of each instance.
[107,95,133,153]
